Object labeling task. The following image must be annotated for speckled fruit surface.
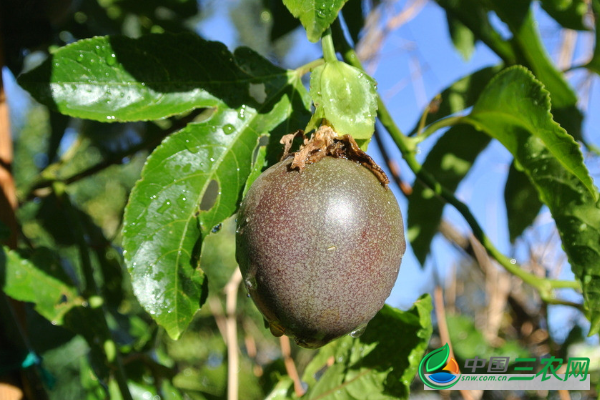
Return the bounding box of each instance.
[236,156,405,348]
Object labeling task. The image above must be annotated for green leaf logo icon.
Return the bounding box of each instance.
[425,343,450,372]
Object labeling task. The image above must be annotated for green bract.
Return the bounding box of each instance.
[306,60,378,149]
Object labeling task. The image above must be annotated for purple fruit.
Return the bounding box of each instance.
[236,156,405,348]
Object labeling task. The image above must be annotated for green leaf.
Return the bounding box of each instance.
[18,33,272,122]
[306,61,378,144]
[487,1,584,142]
[540,0,589,30]
[464,66,600,334]
[123,66,309,339]
[446,15,476,61]
[408,125,491,265]
[0,247,82,324]
[283,0,349,42]
[409,65,502,135]
[465,66,597,200]
[301,296,432,399]
[267,0,302,41]
[342,0,365,44]
[264,377,294,400]
[447,314,529,362]
[434,0,517,64]
[504,161,544,242]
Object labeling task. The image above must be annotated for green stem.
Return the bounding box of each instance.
[54,182,133,400]
[295,58,325,76]
[321,28,337,63]
[331,20,581,300]
[415,116,463,144]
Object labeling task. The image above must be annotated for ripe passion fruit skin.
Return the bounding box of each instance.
[236,156,405,348]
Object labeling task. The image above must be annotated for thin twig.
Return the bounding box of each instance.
[434,287,475,400]
[225,268,242,400]
[280,336,305,397]
[373,127,412,196]
[557,29,577,71]
[208,296,228,344]
[356,0,428,64]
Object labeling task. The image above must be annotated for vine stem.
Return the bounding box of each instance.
[331,19,580,299]
[415,115,463,144]
[225,268,242,400]
[321,28,337,63]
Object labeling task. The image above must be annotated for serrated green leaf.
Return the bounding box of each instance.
[540,0,589,30]
[504,161,544,242]
[408,125,491,265]
[447,15,476,61]
[409,65,502,135]
[283,0,348,42]
[464,66,600,334]
[487,1,584,142]
[425,344,450,372]
[301,296,432,399]
[0,247,82,324]
[123,65,309,339]
[465,66,597,200]
[18,33,273,122]
[306,61,377,143]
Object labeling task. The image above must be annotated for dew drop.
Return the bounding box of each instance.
[350,323,368,338]
[157,200,172,213]
[223,124,235,134]
[244,276,257,290]
[107,53,116,66]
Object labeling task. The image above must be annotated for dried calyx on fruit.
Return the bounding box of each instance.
[235,126,405,348]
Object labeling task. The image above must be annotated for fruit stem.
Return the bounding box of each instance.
[331,18,582,300]
[296,58,325,76]
[321,28,337,64]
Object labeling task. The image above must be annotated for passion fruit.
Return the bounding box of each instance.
[236,156,405,348]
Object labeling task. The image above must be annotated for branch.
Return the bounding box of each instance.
[225,268,242,400]
[279,336,304,397]
[433,287,476,400]
[332,19,581,303]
